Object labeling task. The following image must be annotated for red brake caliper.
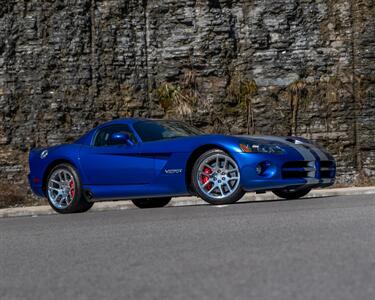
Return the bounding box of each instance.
[200,167,212,191]
[69,180,75,198]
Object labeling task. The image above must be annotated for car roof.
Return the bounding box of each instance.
[74,118,180,145]
[98,117,147,126]
[97,118,183,127]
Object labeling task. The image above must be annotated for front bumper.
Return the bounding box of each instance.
[232,152,336,192]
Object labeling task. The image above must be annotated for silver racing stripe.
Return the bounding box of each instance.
[246,135,316,161]
[301,142,329,161]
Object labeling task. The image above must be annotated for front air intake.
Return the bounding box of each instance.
[281,161,315,179]
[320,161,335,178]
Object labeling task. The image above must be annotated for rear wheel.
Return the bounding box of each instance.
[132,197,171,209]
[272,188,311,200]
[192,149,245,205]
[46,164,93,214]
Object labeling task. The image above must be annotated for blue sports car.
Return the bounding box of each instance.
[28,118,336,213]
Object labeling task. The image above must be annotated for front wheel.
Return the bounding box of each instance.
[272,188,311,200]
[192,149,245,205]
[132,197,171,209]
[46,163,93,213]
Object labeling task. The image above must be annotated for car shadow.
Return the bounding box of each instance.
[169,194,337,209]
[237,194,337,205]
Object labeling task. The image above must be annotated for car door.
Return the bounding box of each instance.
[79,124,155,185]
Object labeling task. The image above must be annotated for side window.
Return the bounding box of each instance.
[94,125,138,146]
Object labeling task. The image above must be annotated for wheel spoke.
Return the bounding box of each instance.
[199,171,209,177]
[202,180,212,188]
[61,196,68,205]
[218,184,224,196]
[55,194,62,204]
[63,171,69,182]
[203,164,213,171]
[225,183,233,192]
[64,171,72,181]
[207,185,216,194]
[50,179,61,186]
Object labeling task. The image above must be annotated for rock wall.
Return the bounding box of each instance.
[0,0,374,195]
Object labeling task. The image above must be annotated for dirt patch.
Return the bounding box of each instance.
[0,184,46,209]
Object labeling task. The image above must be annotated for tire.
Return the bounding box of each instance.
[272,188,311,200]
[192,149,245,205]
[46,163,94,214]
[132,197,171,209]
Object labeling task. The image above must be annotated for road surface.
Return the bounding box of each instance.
[1,194,375,299]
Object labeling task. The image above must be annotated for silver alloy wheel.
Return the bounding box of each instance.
[47,169,76,209]
[196,153,240,199]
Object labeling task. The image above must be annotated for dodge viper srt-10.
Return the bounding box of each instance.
[28,118,336,213]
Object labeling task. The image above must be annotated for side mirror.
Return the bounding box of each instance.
[110,132,134,146]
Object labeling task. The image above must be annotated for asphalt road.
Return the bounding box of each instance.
[1,194,375,300]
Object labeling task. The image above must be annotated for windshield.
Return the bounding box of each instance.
[133,120,204,142]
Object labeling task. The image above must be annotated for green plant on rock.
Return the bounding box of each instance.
[287,80,307,136]
[180,69,199,107]
[155,83,180,112]
[120,84,135,102]
[326,76,340,103]
[155,70,200,122]
[228,75,258,134]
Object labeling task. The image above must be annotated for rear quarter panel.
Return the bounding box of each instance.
[28,144,82,197]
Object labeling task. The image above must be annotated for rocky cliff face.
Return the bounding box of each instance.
[0,0,374,198]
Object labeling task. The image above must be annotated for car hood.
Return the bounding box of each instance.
[235,135,334,161]
[235,135,310,145]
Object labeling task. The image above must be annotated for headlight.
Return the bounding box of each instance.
[239,143,284,154]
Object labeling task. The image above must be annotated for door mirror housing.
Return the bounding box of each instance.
[110,132,134,146]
